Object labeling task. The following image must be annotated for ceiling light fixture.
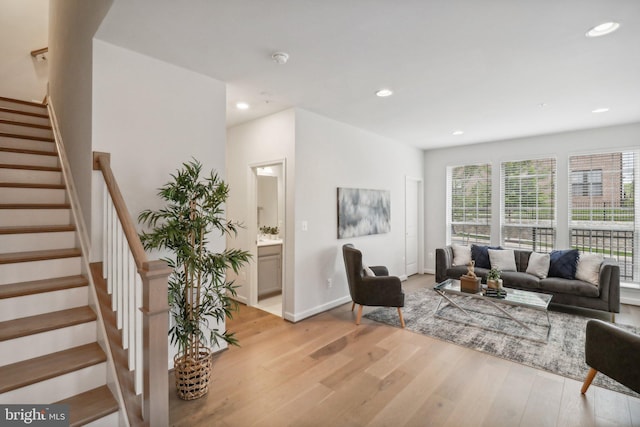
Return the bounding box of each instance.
[375,89,393,97]
[271,52,289,64]
[592,107,610,113]
[452,130,464,136]
[236,102,250,110]
[586,22,620,37]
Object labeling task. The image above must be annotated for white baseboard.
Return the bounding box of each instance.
[621,286,640,307]
[284,295,352,323]
[232,295,248,305]
[399,274,408,281]
[422,268,435,275]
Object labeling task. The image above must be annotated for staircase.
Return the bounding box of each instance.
[0,96,120,426]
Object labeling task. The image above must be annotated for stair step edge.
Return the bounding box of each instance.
[0,107,49,119]
[0,342,106,393]
[0,163,61,172]
[0,275,88,299]
[0,306,97,341]
[55,385,119,427]
[0,248,81,264]
[0,225,75,235]
[0,203,71,209]
[0,132,55,142]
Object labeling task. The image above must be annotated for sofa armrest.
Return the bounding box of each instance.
[370,266,389,276]
[598,258,621,313]
[435,246,453,283]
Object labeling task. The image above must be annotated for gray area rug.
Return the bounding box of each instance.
[365,286,640,397]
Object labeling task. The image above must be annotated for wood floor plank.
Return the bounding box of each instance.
[480,363,538,427]
[519,371,565,427]
[629,395,640,427]
[594,385,632,426]
[556,377,596,427]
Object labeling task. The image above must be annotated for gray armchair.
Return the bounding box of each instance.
[581,319,640,394]
[342,244,405,327]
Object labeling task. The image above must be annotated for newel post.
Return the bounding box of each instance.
[139,260,172,426]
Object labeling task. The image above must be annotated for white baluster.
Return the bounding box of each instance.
[135,272,144,395]
[107,196,114,295]
[102,184,108,280]
[121,234,129,349]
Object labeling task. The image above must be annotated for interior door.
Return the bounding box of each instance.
[405,178,419,276]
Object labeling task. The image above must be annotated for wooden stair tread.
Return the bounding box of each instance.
[0,203,70,209]
[55,385,119,427]
[0,306,96,341]
[0,119,52,130]
[0,182,65,189]
[0,275,88,299]
[0,147,57,157]
[0,248,81,264]
[0,132,54,142]
[0,224,75,235]
[0,163,61,172]
[0,342,105,393]
[0,107,49,119]
[0,96,48,109]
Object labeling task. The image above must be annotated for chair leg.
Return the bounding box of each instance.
[581,367,598,394]
[351,301,355,312]
[356,305,363,325]
[397,307,406,328]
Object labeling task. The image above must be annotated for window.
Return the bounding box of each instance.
[569,152,637,282]
[448,164,491,245]
[571,170,603,196]
[501,158,556,252]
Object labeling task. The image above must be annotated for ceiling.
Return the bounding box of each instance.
[97,1,640,149]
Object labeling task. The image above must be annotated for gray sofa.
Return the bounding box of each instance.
[435,245,620,316]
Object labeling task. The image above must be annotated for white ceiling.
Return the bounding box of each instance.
[97,1,639,149]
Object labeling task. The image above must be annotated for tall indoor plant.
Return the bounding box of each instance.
[138,159,251,400]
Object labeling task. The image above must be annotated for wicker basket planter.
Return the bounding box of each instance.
[174,347,212,400]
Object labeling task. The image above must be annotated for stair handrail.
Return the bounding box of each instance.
[93,151,170,426]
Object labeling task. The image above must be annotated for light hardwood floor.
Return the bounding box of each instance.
[169,274,640,427]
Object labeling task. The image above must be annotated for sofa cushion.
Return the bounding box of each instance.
[489,249,517,272]
[576,253,603,286]
[501,271,541,289]
[526,251,550,279]
[452,244,472,266]
[540,277,600,297]
[446,266,489,280]
[471,244,501,269]
[548,249,579,279]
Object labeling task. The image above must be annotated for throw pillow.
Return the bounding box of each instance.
[488,249,517,272]
[548,249,580,280]
[575,252,603,286]
[471,244,502,269]
[452,244,472,266]
[526,251,550,279]
[363,265,375,277]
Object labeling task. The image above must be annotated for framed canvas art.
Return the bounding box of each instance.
[337,187,390,238]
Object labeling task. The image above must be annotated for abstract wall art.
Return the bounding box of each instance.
[337,187,390,238]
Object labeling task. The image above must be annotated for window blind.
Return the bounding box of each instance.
[449,164,491,245]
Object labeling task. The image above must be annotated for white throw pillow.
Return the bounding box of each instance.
[363,265,376,277]
[452,244,472,266]
[526,251,550,279]
[488,249,517,272]
[575,252,603,286]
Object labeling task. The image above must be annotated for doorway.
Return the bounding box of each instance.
[250,160,285,317]
[405,176,424,276]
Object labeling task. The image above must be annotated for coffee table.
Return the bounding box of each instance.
[433,278,552,342]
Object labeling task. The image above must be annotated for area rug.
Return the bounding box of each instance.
[365,286,640,397]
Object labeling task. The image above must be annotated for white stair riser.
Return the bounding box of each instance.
[0,123,53,139]
[85,411,120,427]
[0,187,66,204]
[0,151,58,168]
[0,321,96,365]
[0,257,81,285]
[0,110,49,126]
[0,231,76,254]
[0,168,62,185]
[0,286,88,322]
[1,362,106,404]
[0,136,56,152]
[0,209,71,226]
[0,100,47,115]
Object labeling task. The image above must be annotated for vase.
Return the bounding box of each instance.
[487,279,500,290]
[174,346,212,400]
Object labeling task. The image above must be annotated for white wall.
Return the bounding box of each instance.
[293,109,424,321]
[48,0,114,236]
[91,39,228,362]
[226,109,296,313]
[423,122,640,273]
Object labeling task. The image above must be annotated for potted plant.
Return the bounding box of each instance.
[487,268,503,290]
[138,159,251,400]
[259,225,279,239]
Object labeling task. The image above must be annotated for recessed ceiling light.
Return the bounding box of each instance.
[236,102,250,110]
[375,89,393,97]
[452,130,464,136]
[592,107,610,113]
[586,22,620,37]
